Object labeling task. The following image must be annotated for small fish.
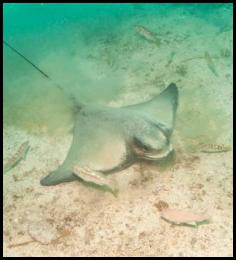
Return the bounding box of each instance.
[72,165,118,196]
[72,165,110,186]
[204,51,218,76]
[135,25,161,46]
[4,141,30,174]
[166,51,176,67]
[160,208,210,227]
[199,143,231,153]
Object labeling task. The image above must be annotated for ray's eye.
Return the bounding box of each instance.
[140,143,153,152]
[133,137,159,153]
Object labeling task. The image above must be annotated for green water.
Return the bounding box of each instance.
[3,3,233,150]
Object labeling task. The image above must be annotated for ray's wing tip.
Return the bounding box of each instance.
[163,83,178,109]
[40,177,51,186]
[166,82,178,96]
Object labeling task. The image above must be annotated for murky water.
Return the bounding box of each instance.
[3,4,233,257]
[4,3,233,149]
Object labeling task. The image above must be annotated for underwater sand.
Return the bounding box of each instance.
[3,126,233,257]
[3,4,233,257]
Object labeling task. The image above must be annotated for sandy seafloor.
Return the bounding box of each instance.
[3,4,233,257]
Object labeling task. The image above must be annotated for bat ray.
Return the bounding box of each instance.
[40,83,178,190]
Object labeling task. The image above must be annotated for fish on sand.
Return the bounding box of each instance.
[204,51,218,76]
[160,208,210,227]
[4,141,30,174]
[135,25,161,46]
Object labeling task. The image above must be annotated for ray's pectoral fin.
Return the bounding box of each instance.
[40,167,78,186]
[125,83,178,135]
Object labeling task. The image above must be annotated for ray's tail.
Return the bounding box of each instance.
[3,40,64,91]
[4,40,83,111]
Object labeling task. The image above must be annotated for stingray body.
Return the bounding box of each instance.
[40,83,178,186]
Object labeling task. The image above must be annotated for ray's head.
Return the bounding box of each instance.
[132,122,173,160]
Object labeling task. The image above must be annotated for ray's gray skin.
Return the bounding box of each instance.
[40,83,178,186]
